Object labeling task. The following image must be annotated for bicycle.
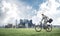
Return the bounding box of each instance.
[35,22,52,32]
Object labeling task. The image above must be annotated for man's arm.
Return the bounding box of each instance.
[40,17,44,23]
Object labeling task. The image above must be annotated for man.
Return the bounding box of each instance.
[40,14,49,28]
[41,14,49,24]
[40,14,53,28]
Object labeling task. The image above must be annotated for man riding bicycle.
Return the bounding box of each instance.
[40,14,53,29]
[35,13,53,32]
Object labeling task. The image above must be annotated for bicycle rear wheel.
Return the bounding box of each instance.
[46,24,52,32]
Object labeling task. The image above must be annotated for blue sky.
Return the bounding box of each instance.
[19,0,46,10]
[0,0,60,26]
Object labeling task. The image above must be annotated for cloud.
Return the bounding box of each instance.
[32,0,60,25]
[1,0,42,26]
[0,0,36,25]
[0,0,60,26]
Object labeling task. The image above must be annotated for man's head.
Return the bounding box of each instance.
[41,14,44,16]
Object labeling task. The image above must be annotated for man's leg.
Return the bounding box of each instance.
[43,22,47,29]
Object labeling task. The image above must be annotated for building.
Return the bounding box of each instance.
[5,23,13,28]
[18,19,34,28]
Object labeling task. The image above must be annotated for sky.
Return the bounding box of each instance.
[0,0,60,26]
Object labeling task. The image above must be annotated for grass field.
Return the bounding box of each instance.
[0,28,60,36]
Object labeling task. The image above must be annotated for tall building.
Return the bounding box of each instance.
[18,19,34,28]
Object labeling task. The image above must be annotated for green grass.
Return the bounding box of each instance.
[0,28,60,36]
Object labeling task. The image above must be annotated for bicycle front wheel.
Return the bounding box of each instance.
[35,25,42,32]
